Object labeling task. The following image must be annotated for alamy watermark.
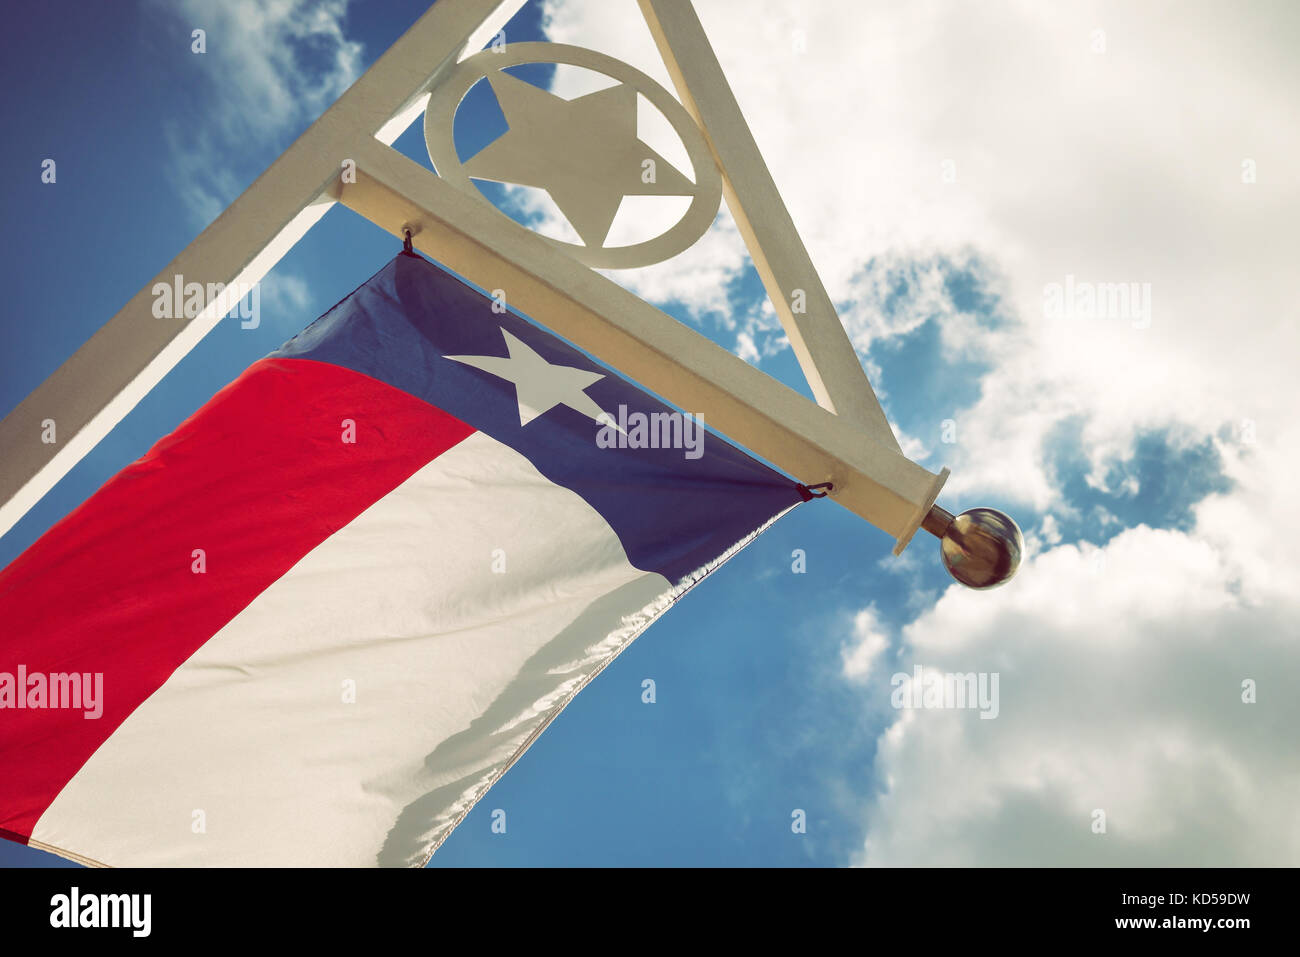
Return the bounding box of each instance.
[152,274,260,328]
[50,887,150,937]
[0,666,103,719]
[596,405,705,460]
[891,665,1000,719]
[1043,274,1151,329]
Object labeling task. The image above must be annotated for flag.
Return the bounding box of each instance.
[0,252,804,866]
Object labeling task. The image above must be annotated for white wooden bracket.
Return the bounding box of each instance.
[0,0,948,557]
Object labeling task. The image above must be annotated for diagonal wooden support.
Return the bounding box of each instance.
[638,0,900,450]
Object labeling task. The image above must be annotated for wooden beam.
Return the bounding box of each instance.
[1,0,947,557]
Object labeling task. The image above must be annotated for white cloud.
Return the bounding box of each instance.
[160,0,363,226]
[861,520,1300,866]
[539,0,1299,507]
[893,424,930,464]
[841,605,891,682]
[151,0,359,332]
[841,252,985,350]
[257,271,313,330]
[539,0,1300,865]
[180,0,361,137]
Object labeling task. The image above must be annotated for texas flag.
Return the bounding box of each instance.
[0,252,804,866]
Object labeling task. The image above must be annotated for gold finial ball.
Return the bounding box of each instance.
[939,507,1023,589]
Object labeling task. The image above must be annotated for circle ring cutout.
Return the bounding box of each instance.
[424,42,723,270]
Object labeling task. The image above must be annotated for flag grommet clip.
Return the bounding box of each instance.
[400,223,422,256]
[797,482,833,501]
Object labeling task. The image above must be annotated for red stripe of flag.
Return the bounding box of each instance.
[0,357,473,842]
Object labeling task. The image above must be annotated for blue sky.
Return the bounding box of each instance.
[3,0,1297,867]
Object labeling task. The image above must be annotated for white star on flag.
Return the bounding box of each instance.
[446,328,624,430]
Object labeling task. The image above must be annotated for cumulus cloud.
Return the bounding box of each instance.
[151,0,362,323]
[160,0,361,223]
[257,270,314,331]
[841,605,891,682]
[859,519,1300,866]
[540,0,1298,502]
[541,0,1300,864]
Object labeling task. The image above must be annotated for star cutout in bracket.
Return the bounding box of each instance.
[463,72,697,249]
